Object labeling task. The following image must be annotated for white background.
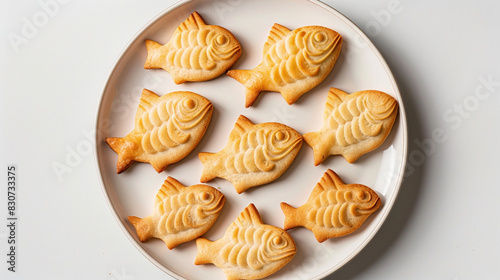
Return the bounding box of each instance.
[0,0,499,279]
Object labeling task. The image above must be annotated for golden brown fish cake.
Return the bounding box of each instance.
[144,11,242,84]
[303,88,398,165]
[281,169,381,242]
[195,204,296,279]
[198,115,303,193]
[228,23,342,107]
[106,89,213,173]
[128,177,225,249]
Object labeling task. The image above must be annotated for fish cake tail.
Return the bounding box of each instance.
[194,237,213,265]
[105,137,137,173]
[198,152,218,183]
[127,216,154,242]
[280,202,300,230]
[144,39,165,69]
[302,131,330,166]
[227,69,263,107]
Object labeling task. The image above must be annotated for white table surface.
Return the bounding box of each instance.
[1,0,499,279]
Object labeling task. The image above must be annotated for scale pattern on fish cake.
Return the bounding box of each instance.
[106,89,213,173]
[228,23,342,107]
[281,169,381,242]
[195,204,296,280]
[128,177,225,249]
[144,11,241,84]
[198,115,303,193]
[303,88,398,165]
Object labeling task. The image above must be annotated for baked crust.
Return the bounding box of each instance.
[303,88,398,165]
[198,115,303,193]
[106,89,213,173]
[128,177,225,249]
[195,204,296,279]
[227,23,342,107]
[281,169,381,242]
[144,11,242,84]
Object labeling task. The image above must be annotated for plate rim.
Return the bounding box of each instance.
[93,0,408,279]
[306,1,408,278]
[94,1,195,279]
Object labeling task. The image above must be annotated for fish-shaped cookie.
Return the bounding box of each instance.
[281,169,381,242]
[195,203,296,280]
[198,115,303,193]
[303,88,398,165]
[106,89,213,173]
[128,177,225,249]
[227,23,342,107]
[144,11,242,84]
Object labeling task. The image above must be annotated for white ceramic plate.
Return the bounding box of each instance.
[95,0,407,279]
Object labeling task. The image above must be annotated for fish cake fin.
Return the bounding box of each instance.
[194,237,214,265]
[128,216,154,242]
[228,115,254,139]
[263,23,291,54]
[302,131,329,166]
[150,160,169,173]
[177,11,206,33]
[105,137,137,173]
[280,202,301,230]
[232,181,247,194]
[317,169,344,191]
[325,87,348,116]
[313,230,330,243]
[135,89,159,120]
[233,204,263,229]
[144,39,165,69]
[157,177,185,201]
[198,152,219,183]
[244,86,262,108]
[227,70,265,107]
